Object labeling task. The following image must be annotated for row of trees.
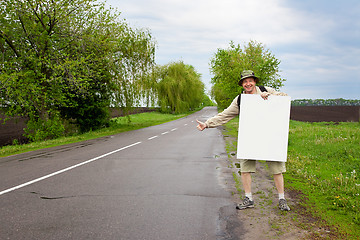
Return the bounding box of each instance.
[209,41,286,109]
[0,0,207,142]
[292,99,360,106]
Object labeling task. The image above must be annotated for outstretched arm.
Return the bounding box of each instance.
[196,96,239,130]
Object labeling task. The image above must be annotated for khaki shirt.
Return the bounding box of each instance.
[205,86,287,128]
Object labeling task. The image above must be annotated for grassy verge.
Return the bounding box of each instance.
[286,121,360,239]
[0,111,188,157]
[222,118,360,239]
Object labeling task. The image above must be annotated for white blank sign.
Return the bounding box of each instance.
[236,94,291,162]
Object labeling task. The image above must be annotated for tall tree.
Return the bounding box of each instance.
[156,61,204,114]
[111,24,156,117]
[210,41,286,109]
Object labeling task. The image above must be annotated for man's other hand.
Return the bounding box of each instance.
[261,92,271,100]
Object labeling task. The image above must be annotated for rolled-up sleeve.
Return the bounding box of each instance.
[205,96,239,128]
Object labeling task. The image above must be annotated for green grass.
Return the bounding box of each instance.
[286,121,360,239]
[0,111,188,157]
[222,118,360,239]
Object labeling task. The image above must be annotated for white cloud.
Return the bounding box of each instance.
[111,0,319,46]
[105,0,360,99]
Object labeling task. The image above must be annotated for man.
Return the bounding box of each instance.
[196,70,291,211]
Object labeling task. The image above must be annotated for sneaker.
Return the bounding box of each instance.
[236,197,254,210]
[279,199,290,211]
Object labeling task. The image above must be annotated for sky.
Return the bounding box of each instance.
[105,0,360,100]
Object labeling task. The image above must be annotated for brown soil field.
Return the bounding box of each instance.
[290,106,360,122]
[1,106,359,147]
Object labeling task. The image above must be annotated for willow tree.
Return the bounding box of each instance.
[210,41,286,109]
[111,24,156,118]
[156,61,204,114]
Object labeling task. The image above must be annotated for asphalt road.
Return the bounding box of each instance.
[0,107,242,240]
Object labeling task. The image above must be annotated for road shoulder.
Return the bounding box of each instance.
[222,135,309,239]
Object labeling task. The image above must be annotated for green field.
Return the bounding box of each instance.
[223,118,360,239]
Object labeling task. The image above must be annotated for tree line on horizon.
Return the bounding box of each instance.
[0,0,210,142]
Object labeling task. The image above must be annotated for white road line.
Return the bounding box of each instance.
[184,124,188,126]
[171,128,177,131]
[161,131,169,135]
[0,142,142,196]
[148,136,158,140]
